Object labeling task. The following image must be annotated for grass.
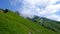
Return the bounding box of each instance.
[32,17,60,33]
[0,9,58,34]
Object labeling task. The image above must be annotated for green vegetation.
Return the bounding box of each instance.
[31,16,60,33]
[0,9,58,34]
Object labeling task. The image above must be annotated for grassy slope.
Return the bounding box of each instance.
[0,10,57,34]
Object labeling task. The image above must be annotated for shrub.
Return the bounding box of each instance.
[4,9,8,13]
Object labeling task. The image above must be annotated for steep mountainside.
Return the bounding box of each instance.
[29,16,60,33]
[0,9,58,34]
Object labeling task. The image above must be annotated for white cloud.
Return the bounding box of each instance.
[20,7,35,18]
[39,4,60,16]
[49,0,60,5]
[10,0,60,21]
[46,14,60,21]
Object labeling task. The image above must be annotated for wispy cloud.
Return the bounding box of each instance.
[9,0,60,21]
[46,14,60,21]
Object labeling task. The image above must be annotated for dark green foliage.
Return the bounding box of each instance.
[30,16,60,33]
[4,9,8,13]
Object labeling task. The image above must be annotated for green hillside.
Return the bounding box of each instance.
[30,16,60,33]
[0,9,58,34]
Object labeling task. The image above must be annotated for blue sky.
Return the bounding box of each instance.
[0,0,60,21]
[0,0,17,11]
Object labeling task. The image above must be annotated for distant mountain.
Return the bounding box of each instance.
[0,9,57,34]
[28,16,60,33]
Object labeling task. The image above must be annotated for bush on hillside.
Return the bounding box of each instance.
[4,9,8,13]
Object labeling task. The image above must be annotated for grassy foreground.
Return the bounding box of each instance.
[0,9,58,34]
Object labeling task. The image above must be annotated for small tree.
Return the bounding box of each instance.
[4,9,8,13]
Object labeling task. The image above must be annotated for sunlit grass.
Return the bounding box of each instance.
[0,10,57,34]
